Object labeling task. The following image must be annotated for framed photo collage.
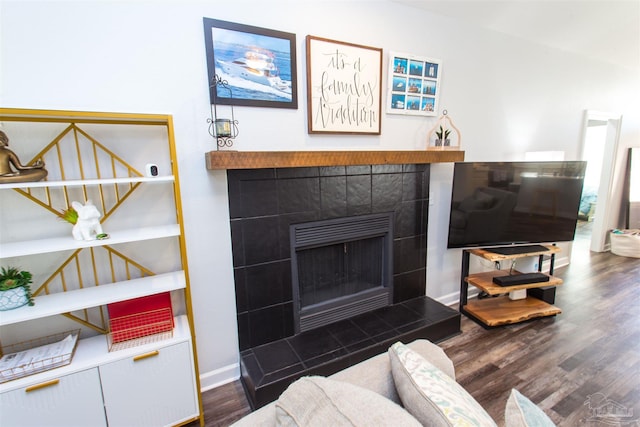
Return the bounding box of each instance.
[387,53,442,117]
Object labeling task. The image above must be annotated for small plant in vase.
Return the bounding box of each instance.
[435,125,451,146]
[0,266,35,310]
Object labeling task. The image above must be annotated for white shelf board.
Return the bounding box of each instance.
[0,271,186,326]
[0,315,191,393]
[0,175,174,190]
[0,224,180,258]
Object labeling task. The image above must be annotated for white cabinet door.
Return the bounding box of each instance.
[0,368,106,427]
[99,341,198,427]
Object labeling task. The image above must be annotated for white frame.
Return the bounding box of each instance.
[387,52,442,117]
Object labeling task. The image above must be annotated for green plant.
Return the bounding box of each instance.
[58,206,78,224]
[0,266,34,306]
[436,125,451,141]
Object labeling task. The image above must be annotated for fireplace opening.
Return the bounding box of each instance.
[290,212,393,333]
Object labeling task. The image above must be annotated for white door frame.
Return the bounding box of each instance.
[580,110,623,252]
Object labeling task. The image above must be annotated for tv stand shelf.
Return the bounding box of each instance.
[464,296,561,326]
[466,270,561,295]
[468,245,560,261]
[460,245,563,327]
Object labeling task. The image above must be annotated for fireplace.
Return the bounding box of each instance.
[228,164,433,351]
[291,212,393,333]
[226,164,461,409]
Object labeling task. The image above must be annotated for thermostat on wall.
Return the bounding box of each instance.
[145,163,159,177]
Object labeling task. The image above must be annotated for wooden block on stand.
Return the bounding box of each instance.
[527,286,556,304]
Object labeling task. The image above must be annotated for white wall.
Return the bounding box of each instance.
[2,0,639,389]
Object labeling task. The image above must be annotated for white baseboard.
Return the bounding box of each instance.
[550,255,569,270]
[434,291,461,307]
[199,363,240,392]
[435,289,479,307]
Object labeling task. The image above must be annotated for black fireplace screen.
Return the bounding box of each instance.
[297,236,383,307]
[290,212,393,333]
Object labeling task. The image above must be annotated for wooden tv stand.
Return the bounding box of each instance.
[459,245,562,327]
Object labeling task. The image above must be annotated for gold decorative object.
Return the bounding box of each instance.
[0,130,48,183]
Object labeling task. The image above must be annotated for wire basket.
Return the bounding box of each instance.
[108,307,174,352]
[108,330,174,352]
[0,330,80,384]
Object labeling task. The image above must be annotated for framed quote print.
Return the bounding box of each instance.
[306,35,382,134]
[387,52,442,117]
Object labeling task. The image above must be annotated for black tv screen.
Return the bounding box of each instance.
[447,161,587,249]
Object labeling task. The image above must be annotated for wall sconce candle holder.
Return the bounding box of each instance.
[208,74,239,149]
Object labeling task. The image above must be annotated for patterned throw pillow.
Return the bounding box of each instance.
[505,388,556,427]
[389,341,497,427]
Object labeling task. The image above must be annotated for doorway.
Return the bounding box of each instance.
[580,110,623,253]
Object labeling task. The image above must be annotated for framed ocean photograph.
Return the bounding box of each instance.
[387,52,441,116]
[306,35,382,134]
[203,18,298,109]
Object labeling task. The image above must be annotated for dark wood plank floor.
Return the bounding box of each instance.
[194,223,640,426]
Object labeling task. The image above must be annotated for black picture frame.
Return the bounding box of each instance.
[203,18,298,109]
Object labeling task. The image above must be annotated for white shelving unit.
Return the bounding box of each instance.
[0,224,180,258]
[0,316,198,427]
[0,271,186,326]
[0,315,193,392]
[0,175,174,190]
[0,108,203,427]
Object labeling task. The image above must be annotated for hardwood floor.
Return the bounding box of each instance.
[195,223,640,426]
[196,380,251,427]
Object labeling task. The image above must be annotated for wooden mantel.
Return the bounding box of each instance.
[205,150,465,170]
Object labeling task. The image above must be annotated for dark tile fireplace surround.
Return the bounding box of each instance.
[227,164,461,409]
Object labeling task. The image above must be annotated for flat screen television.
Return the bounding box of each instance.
[447,161,587,249]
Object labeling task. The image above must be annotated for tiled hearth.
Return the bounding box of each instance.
[226,164,461,409]
[240,296,460,408]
